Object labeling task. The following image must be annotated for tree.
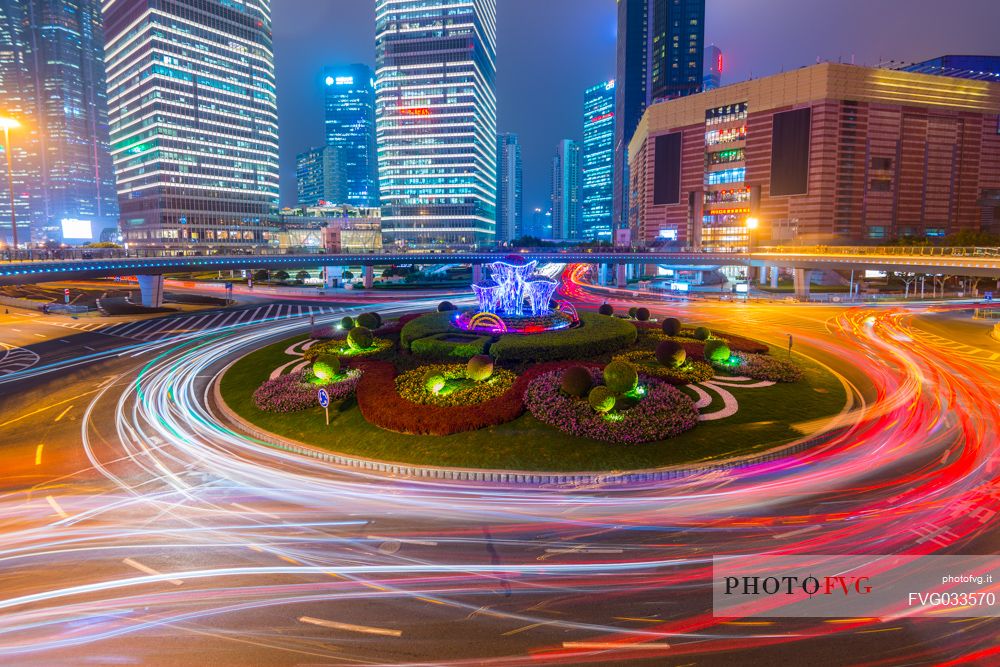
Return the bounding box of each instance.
[273,270,289,281]
[252,269,268,282]
[342,270,354,280]
[296,270,310,281]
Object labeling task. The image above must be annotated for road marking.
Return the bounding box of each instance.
[33,333,45,338]
[501,621,555,636]
[562,642,670,650]
[122,557,184,586]
[773,525,820,539]
[366,535,438,546]
[54,404,74,422]
[45,494,68,518]
[298,616,402,637]
[34,444,43,465]
[83,345,96,352]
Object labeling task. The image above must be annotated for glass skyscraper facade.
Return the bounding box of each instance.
[703,44,722,91]
[324,63,378,207]
[104,0,279,250]
[582,80,615,242]
[375,0,497,248]
[0,0,118,244]
[551,139,580,240]
[496,132,521,243]
[296,145,332,207]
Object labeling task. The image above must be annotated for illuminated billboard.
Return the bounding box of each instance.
[61,218,93,240]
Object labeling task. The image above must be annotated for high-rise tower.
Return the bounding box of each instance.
[375,0,497,247]
[582,80,615,242]
[496,133,522,243]
[324,64,378,207]
[103,0,279,250]
[551,139,580,240]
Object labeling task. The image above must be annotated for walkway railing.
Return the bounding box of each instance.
[755,246,1000,258]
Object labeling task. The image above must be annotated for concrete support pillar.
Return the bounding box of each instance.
[136,274,165,308]
[363,265,374,289]
[599,263,609,286]
[770,265,779,289]
[323,265,343,289]
[615,263,627,289]
[793,268,811,299]
[472,263,482,284]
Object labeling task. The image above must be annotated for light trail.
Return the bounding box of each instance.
[0,287,998,665]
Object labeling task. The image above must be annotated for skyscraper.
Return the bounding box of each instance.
[296,146,333,207]
[104,0,279,250]
[647,0,705,103]
[375,0,497,247]
[551,139,580,240]
[703,44,723,91]
[613,0,705,234]
[582,80,615,242]
[0,0,118,244]
[324,64,378,207]
[496,133,522,243]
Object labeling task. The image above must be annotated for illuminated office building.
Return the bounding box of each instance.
[582,80,615,242]
[703,44,722,91]
[551,139,580,240]
[375,0,497,247]
[324,64,378,207]
[0,0,118,244]
[296,146,333,207]
[104,0,279,250]
[496,132,522,242]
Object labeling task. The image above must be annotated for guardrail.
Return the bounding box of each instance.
[755,246,1000,258]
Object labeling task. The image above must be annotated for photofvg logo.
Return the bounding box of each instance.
[713,555,1000,618]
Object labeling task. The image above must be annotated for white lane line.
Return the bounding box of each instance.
[260,304,276,321]
[562,642,670,650]
[45,495,69,518]
[122,558,184,586]
[365,535,438,546]
[773,525,821,539]
[298,616,402,637]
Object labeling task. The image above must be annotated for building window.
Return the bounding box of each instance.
[867,226,886,239]
[870,157,892,170]
[869,179,891,192]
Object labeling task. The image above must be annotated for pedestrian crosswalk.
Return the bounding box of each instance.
[908,328,1000,367]
[0,343,40,375]
[96,304,344,341]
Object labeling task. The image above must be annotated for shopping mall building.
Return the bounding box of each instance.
[627,62,1000,251]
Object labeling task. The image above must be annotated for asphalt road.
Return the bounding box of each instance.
[1,284,1000,666]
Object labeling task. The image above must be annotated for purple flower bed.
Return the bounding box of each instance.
[525,369,698,444]
[253,369,362,413]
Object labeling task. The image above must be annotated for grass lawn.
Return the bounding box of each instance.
[220,335,849,472]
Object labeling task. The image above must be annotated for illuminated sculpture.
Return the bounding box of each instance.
[473,256,558,317]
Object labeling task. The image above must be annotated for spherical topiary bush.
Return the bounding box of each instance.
[341,316,355,330]
[603,360,638,394]
[437,301,457,312]
[655,340,686,368]
[661,317,682,336]
[560,365,594,397]
[628,306,638,319]
[694,326,711,341]
[312,354,341,381]
[703,339,732,363]
[598,303,614,316]
[357,312,380,330]
[347,326,373,350]
[636,307,650,322]
[423,370,446,394]
[588,385,616,413]
[466,354,494,382]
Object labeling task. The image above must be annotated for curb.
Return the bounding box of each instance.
[210,366,854,488]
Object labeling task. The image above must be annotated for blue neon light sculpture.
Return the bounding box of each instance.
[472,256,558,317]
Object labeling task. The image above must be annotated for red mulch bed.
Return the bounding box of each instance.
[355,360,598,436]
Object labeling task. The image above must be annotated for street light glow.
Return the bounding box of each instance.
[0,117,20,130]
[746,217,759,230]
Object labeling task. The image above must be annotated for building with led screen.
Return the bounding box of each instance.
[628,63,1000,250]
[103,0,279,250]
[374,0,497,247]
[324,64,378,208]
[582,80,615,242]
[0,0,118,244]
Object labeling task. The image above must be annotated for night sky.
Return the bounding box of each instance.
[273,0,1000,212]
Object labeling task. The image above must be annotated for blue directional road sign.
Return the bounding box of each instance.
[318,388,330,408]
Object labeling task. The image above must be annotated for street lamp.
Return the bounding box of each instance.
[0,117,21,254]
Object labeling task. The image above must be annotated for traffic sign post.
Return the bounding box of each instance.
[63,288,70,304]
[224,281,233,304]
[788,333,794,358]
[318,388,330,425]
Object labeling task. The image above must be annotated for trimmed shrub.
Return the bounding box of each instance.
[655,340,686,368]
[703,339,732,363]
[693,326,711,341]
[466,354,494,381]
[490,313,637,363]
[588,386,616,413]
[628,306,638,318]
[357,312,380,330]
[603,360,638,394]
[636,307,650,322]
[661,317,682,336]
[253,369,361,412]
[437,300,457,312]
[400,312,455,350]
[560,365,594,397]
[411,332,491,359]
[347,326,373,350]
[312,354,341,381]
[613,350,715,385]
[598,303,614,316]
[341,315,355,330]
[423,370,447,393]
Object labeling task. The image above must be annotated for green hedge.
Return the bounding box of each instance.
[490,313,636,362]
[400,311,457,349]
[411,332,492,359]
